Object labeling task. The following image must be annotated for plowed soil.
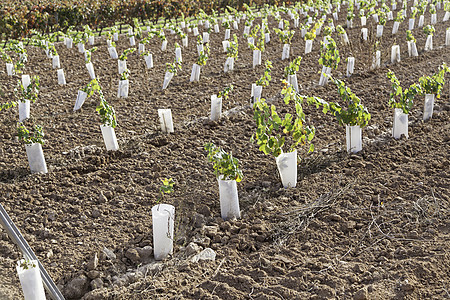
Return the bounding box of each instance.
[0,6,449,300]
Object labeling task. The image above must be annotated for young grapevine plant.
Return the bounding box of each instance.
[284,56,302,77]
[387,70,422,114]
[17,122,45,145]
[252,82,315,158]
[418,63,449,98]
[204,142,243,182]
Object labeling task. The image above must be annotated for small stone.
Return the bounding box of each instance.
[193,213,206,228]
[47,212,56,221]
[46,249,53,259]
[112,274,129,287]
[400,280,415,293]
[64,275,89,299]
[261,181,271,188]
[115,185,126,193]
[92,209,101,218]
[98,192,108,203]
[220,221,231,231]
[136,246,153,263]
[90,278,103,290]
[86,252,98,271]
[341,220,356,232]
[198,206,211,217]
[327,214,343,222]
[87,270,101,280]
[192,235,211,248]
[125,248,141,264]
[185,242,202,256]
[316,285,335,299]
[137,262,163,275]
[102,247,116,260]
[191,248,216,263]
[203,225,219,238]
[353,287,368,300]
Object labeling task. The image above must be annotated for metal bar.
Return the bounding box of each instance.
[0,202,65,300]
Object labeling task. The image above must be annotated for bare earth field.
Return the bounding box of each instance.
[0,7,449,300]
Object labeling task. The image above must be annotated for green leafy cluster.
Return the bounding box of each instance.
[196,44,210,66]
[96,91,117,128]
[252,82,315,158]
[83,25,93,37]
[2,41,28,73]
[73,31,88,45]
[204,142,243,182]
[256,60,272,87]
[156,29,166,42]
[423,25,435,36]
[319,36,340,70]
[273,21,295,44]
[85,47,97,64]
[17,123,44,145]
[217,85,234,99]
[133,18,143,39]
[387,70,422,114]
[327,76,371,127]
[119,48,135,61]
[248,25,265,52]
[166,61,182,74]
[81,79,100,97]
[223,19,231,29]
[158,178,174,203]
[336,25,346,35]
[395,10,406,22]
[417,0,428,15]
[411,7,418,19]
[175,26,186,39]
[418,63,449,98]
[227,34,239,59]
[19,259,37,270]
[15,75,40,103]
[0,48,12,63]
[406,30,416,42]
[196,35,204,46]
[284,56,302,77]
[0,100,18,111]
[430,4,437,14]
[377,9,387,25]
[120,69,130,81]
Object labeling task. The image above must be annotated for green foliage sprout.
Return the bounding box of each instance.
[196,44,210,66]
[227,34,239,59]
[166,61,182,74]
[327,76,372,127]
[218,85,234,99]
[119,48,136,61]
[256,60,272,87]
[284,56,302,77]
[96,90,117,128]
[158,178,174,203]
[423,25,435,36]
[251,82,315,158]
[406,30,416,43]
[204,143,243,182]
[15,76,39,103]
[419,63,449,98]
[85,47,97,64]
[319,36,340,70]
[17,123,44,145]
[387,70,422,114]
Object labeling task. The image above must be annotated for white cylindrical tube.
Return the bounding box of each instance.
[152,204,175,260]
